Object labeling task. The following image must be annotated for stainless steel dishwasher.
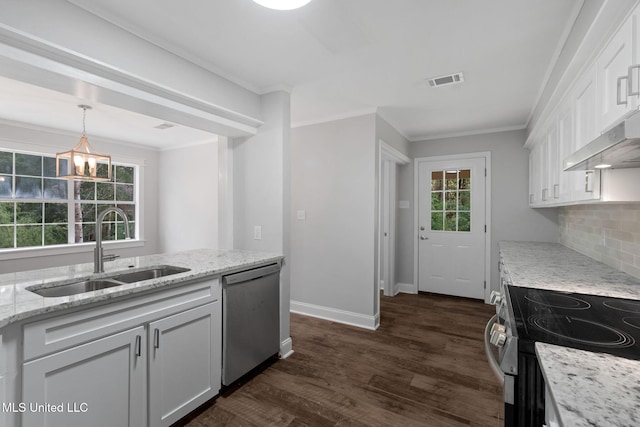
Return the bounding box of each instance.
[222,263,280,386]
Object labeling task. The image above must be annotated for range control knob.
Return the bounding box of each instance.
[489,290,503,305]
[491,323,506,335]
[490,330,507,347]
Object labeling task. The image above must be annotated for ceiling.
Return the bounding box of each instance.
[1,0,582,147]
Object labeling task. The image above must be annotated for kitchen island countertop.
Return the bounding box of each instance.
[500,241,640,427]
[0,248,283,329]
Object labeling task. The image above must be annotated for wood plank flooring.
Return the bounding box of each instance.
[183,292,503,426]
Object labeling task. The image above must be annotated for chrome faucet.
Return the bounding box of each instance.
[94,207,130,273]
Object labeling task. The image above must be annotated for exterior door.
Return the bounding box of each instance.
[417,157,486,299]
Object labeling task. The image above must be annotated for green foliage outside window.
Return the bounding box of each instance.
[0,150,136,250]
[430,169,471,233]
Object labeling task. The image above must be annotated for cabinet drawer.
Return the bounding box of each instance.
[24,278,220,361]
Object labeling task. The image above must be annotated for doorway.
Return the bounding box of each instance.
[377,140,410,303]
[414,153,491,300]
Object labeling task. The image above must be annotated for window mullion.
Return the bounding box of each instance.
[67,179,75,244]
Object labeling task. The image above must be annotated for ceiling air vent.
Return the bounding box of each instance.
[154,122,176,130]
[427,72,464,87]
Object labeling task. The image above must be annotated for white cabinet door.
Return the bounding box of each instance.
[556,101,573,203]
[22,327,145,427]
[542,122,559,204]
[597,16,635,130]
[529,142,543,207]
[148,302,221,427]
[574,65,598,150]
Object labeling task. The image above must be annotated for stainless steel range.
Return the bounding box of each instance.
[485,283,640,426]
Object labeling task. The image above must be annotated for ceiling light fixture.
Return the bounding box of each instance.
[56,105,112,181]
[252,0,312,10]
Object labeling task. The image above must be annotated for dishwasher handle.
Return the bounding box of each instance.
[223,263,280,285]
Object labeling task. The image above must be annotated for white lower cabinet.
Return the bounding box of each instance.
[19,279,222,427]
[149,302,221,427]
[22,327,146,427]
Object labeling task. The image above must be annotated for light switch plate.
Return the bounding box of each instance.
[254,225,262,240]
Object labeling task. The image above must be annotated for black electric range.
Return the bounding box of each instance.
[507,285,640,360]
[497,285,640,426]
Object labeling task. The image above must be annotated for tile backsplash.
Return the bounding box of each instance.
[559,204,640,280]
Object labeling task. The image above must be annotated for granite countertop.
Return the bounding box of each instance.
[0,248,283,329]
[536,343,640,427]
[499,241,640,427]
[498,241,640,299]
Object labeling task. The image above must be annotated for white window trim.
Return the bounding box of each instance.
[0,239,146,261]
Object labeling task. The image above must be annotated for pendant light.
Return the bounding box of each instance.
[252,0,312,10]
[56,105,112,181]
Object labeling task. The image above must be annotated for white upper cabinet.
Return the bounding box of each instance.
[528,3,640,207]
[573,65,598,150]
[597,15,636,130]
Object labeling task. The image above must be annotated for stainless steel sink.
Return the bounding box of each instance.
[111,266,190,283]
[28,265,191,298]
[30,279,125,298]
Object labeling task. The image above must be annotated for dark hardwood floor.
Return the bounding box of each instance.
[185,292,503,426]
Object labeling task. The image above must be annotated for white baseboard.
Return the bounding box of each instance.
[290,300,378,330]
[280,337,294,359]
[398,282,417,294]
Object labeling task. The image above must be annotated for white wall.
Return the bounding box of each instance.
[398,129,559,290]
[158,141,219,253]
[0,121,160,273]
[290,114,377,328]
[232,90,292,356]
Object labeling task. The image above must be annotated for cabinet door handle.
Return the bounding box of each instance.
[617,75,629,105]
[154,328,160,349]
[585,171,594,193]
[135,335,142,357]
[542,188,548,201]
[628,65,640,96]
[553,184,560,199]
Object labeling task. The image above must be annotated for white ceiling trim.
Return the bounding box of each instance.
[291,107,378,129]
[412,124,527,143]
[160,137,219,152]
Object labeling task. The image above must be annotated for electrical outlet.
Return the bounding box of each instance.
[254,225,262,240]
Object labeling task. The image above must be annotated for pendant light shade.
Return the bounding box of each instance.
[252,0,312,10]
[56,105,111,181]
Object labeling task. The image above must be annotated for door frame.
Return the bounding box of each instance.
[413,152,492,302]
[376,140,410,303]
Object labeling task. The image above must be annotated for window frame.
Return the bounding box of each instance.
[0,146,144,261]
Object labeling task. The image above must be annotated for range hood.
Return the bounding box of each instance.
[564,110,640,171]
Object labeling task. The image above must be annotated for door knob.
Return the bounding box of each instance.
[419,235,429,240]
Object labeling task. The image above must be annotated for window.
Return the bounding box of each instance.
[0,150,136,250]
[430,169,471,232]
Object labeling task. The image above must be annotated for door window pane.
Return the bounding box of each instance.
[430,169,471,232]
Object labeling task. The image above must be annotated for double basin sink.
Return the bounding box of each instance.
[28,266,190,298]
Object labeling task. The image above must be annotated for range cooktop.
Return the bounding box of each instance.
[507,285,640,360]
